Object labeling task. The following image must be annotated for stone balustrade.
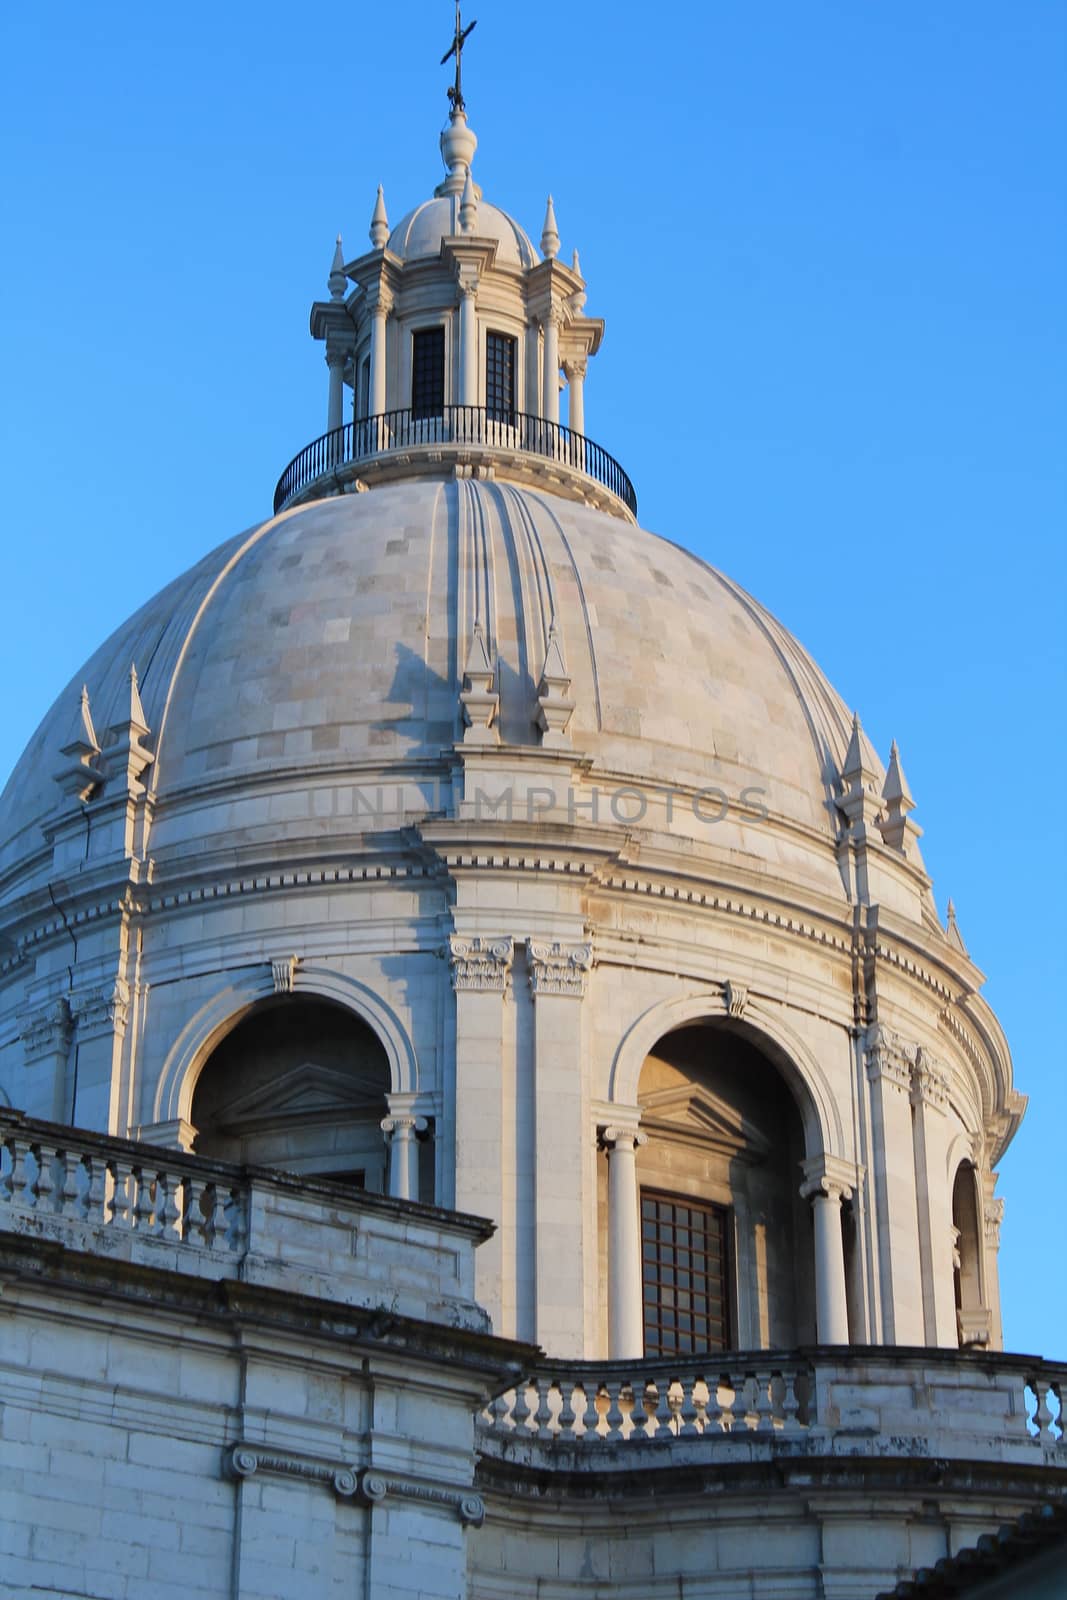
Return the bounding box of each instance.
[0,1108,491,1332]
[480,1350,1066,1462]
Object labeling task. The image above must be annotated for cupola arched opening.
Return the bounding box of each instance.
[952,1159,990,1348]
[624,1021,818,1355]
[190,997,394,1193]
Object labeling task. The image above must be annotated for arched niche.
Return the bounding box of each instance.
[190,996,393,1193]
[952,1160,990,1347]
[618,1020,817,1355]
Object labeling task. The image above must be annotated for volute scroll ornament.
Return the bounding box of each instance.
[448,934,514,993]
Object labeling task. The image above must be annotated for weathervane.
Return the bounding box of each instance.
[441,2,477,115]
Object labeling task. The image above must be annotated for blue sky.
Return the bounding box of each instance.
[1,2,1064,1354]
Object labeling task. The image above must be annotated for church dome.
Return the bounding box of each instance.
[387,194,538,269]
[0,479,863,893]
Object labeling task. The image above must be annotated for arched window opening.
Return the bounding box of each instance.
[624,1022,815,1355]
[190,998,394,1194]
[952,1161,989,1347]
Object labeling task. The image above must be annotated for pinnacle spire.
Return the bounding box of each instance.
[878,737,921,853]
[328,234,346,300]
[946,898,969,956]
[370,186,389,250]
[541,195,560,260]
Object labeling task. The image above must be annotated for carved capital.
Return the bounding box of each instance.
[20,997,72,1062]
[799,1153,857,1204]
[527,939,593,999]
[448,935,514,993]
[271,955,300,995]
[864,1023,916,1095]
[910,1047,950,1113]
[601,1125,647,1154]
[380,1114,428,1140]
[71,979,130,1042]
[983,1196,1005,1249]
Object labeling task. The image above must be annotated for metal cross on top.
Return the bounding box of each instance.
[441,2,477,114]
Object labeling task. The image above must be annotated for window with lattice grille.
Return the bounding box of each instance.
[411,328,445,418]
[641,1191,731,1355]
[486,331,516,420]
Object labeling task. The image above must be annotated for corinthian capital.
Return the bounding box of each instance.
[448,935,514,993]
[527,939,593,999]
[864,1023,915,1095]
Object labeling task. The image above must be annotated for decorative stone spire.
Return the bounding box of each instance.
[369,186,390,249]
[328,235,347,299]
[459,623,499,744]
[54,685,104,802]
[459,166,478,233]
[838,712,881,826]
[535,624,575,748]
[541,195,560,260]
[945,898,969,956]
[101,664,154,795]
[878,739,920,852]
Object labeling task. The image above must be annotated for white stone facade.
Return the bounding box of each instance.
[0,88,1059,1600]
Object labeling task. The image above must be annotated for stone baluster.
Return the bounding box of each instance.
[58,1148,82,1216]
[108,1158,135,1229]
[534,1380,553,1440]
[131,1167,153,1230]
[579,1385,599,1439]
[678,1379,700,1437]
[31,1143,55,1210]
[511,1379,532,1435]
[653,1379,674,1438]
[604,1381,625,1441]
[557,1381,577,1439]
[84,1154,106,1223]
[704,1376,723,1434]
[719,1376,738,1434]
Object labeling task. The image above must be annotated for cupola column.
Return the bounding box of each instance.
[326,348,347,434]
[368,290,390,416]
[801,1156,855,1345]
[602,1123,647,1358]
[563,357,586,437]
[525,321,541,417]
[542,308,561,425]
[458,279,478,407]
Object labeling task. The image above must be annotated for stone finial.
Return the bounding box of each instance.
[878,738,921,853]
[328,234,347,299]
[54,684,104,802]
[572,248,581,275]
[535,623,575,748]
[541,195,560,260]
[459,623,499,744]
[945,898,969,957]
[370,185,390,249]
[439,111,478,196]
[459,167,478,233]
[101,664,154,795]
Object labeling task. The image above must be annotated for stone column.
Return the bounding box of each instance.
[326,348,347,434]
[525,320,541,417]
[982,1184,1006,1351]
[528,939,593,1356]
[910,1049,958,1346]
[563,357,586,437]
[864,1024,926,1343]
[450,935,514,1335]
[542,309,560,425]
[369,295,389,417]
[800,1165,852,1345]
[458,279,478,407]
[381,1113,428,1201]
[602,1123,647,1358]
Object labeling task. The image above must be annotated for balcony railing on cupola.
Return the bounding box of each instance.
[272,405,638,521]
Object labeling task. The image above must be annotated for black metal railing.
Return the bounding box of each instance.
[273,406,638,517]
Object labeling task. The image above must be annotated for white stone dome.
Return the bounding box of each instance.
[387,193,538,269]
[0,479,866,894]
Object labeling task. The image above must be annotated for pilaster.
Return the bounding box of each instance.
[864,1023,925,1343]
[527,938,593,1355]
[910,1046,958,1345]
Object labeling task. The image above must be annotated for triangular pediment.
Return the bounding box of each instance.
[209,1062,388,1131]
[639,1083,773,1162]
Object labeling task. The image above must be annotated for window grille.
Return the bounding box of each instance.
[486,331,516,420]
[641,1191,730,1355]
[411,328,445,418]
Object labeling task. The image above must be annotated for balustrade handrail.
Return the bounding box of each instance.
[479,1347,1067,1451]
[272,405,638,517]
